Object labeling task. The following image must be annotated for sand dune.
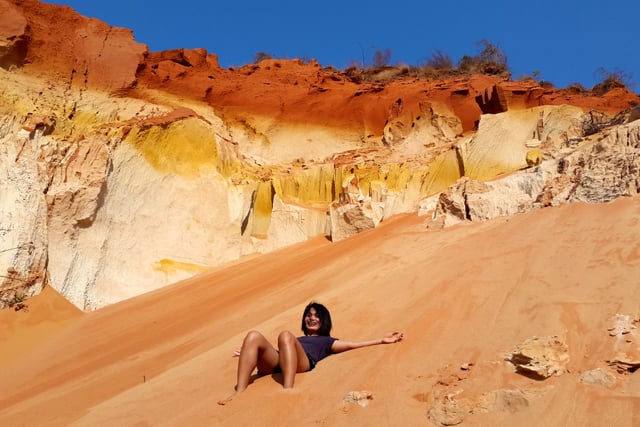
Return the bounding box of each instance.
[2,197,640,426]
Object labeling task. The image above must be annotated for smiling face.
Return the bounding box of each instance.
[304,308,322,335]
[301,302,332,336]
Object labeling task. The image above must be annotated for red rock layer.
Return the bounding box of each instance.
[1,0,147,90]
[2,0,638,135]
[136,56,640,135]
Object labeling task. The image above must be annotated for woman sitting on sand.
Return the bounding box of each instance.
[218,301,403,405]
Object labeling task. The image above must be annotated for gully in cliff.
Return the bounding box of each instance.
[218,301,404,405]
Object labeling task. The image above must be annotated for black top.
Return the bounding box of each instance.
[297,335,337,364]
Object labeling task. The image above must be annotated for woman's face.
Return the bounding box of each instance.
[304,307,321,334]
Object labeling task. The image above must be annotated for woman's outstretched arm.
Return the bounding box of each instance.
[330,331,403,353]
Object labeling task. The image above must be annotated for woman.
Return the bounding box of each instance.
[218,301,403,405]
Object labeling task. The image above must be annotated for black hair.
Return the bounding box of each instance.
[301,301,332,336]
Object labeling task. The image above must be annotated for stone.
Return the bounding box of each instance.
[506,336,570,379]
[607,313,637,337]
[427,387,548,426]
[329,200,384,242]
[485,389,531,413]
[578,368,616,387]
[526,148,542,166]
[427,390,469,426]
[342,390,373,407]
[607,353,640,374]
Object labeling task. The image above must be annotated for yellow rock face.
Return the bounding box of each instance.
[460,106,584,180]
[125,118,219,177]
[420,149,464,195]
[251,181,275,238]
[153,258,209,275]
[272,164,338,208]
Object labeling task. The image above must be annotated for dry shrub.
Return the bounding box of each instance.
[342,65,363,83]
[335,39,511,82]
[591,68,631,96]
[373,49,392,67]
[418,40,509,79]
[566,82,587,94]
[425,49,454,70]
[369,67,404,82]
[254,52,273,63]
[457,40,509,76]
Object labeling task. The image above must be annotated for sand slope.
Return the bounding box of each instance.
[2,197,640,426]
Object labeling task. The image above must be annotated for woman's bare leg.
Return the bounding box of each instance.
[277,331,310,388]
[218,330,279,405]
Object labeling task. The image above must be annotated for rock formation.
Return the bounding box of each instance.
[427,387,549,426]
[429,116,640,225]
[1,0,639,310]
[506,336,570,379]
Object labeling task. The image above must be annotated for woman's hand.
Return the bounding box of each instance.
[382,331,404,344]
[232,349,241,357]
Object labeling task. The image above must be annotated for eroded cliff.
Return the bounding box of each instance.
[1,0,638,310]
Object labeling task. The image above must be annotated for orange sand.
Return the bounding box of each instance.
[2,197,640,426]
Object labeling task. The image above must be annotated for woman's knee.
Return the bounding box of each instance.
[243,330,266,345]
[277,330,296,346]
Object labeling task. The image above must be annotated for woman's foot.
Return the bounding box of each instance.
[217,391,239,406]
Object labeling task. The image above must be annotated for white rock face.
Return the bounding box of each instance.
[567,122,640,203]
[229,116,365,164]
[430,119,640,226]
[435,170,547,224]
[383,102,463,156]
[0,117,48,308]
[247,194,329,255]
[47,142,245,309]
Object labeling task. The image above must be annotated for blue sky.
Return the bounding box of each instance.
[45,1,639,90]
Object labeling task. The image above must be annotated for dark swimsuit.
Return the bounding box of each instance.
[271,335,337,373]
